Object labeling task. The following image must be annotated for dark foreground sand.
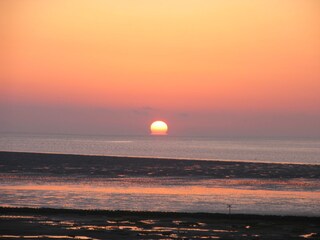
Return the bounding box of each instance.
[0,207,319,240]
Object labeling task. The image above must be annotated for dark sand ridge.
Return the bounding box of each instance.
[0,207,320,240]
[1,151,320,179]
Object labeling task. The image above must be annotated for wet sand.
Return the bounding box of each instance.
[1,151,320,179]
[0,207,320,240]
[1,152,320,238]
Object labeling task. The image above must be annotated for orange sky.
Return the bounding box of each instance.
[1,0,320,136]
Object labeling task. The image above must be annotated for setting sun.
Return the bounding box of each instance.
[150,121,168,135]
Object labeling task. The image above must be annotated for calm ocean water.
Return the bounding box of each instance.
[1,133,320,164]
[0,134,319,216]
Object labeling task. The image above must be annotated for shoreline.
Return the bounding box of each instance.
[1,207,319,239]
[1,150,319,166]
[1,151,320,219]
[1,152,320,238]
[1,207,320,220]
[1,150,320,179]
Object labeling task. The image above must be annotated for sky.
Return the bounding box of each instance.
[1,0,320,137]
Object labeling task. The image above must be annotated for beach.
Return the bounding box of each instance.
[1,151,320,238]
[1,151,319,179]
[1,207,320,239]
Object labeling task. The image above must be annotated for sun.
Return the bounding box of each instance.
[150,121,168,135]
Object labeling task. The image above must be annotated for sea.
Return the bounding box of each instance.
[0,133,319,216]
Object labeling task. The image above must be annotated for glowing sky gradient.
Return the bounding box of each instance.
[1,0,320,136]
